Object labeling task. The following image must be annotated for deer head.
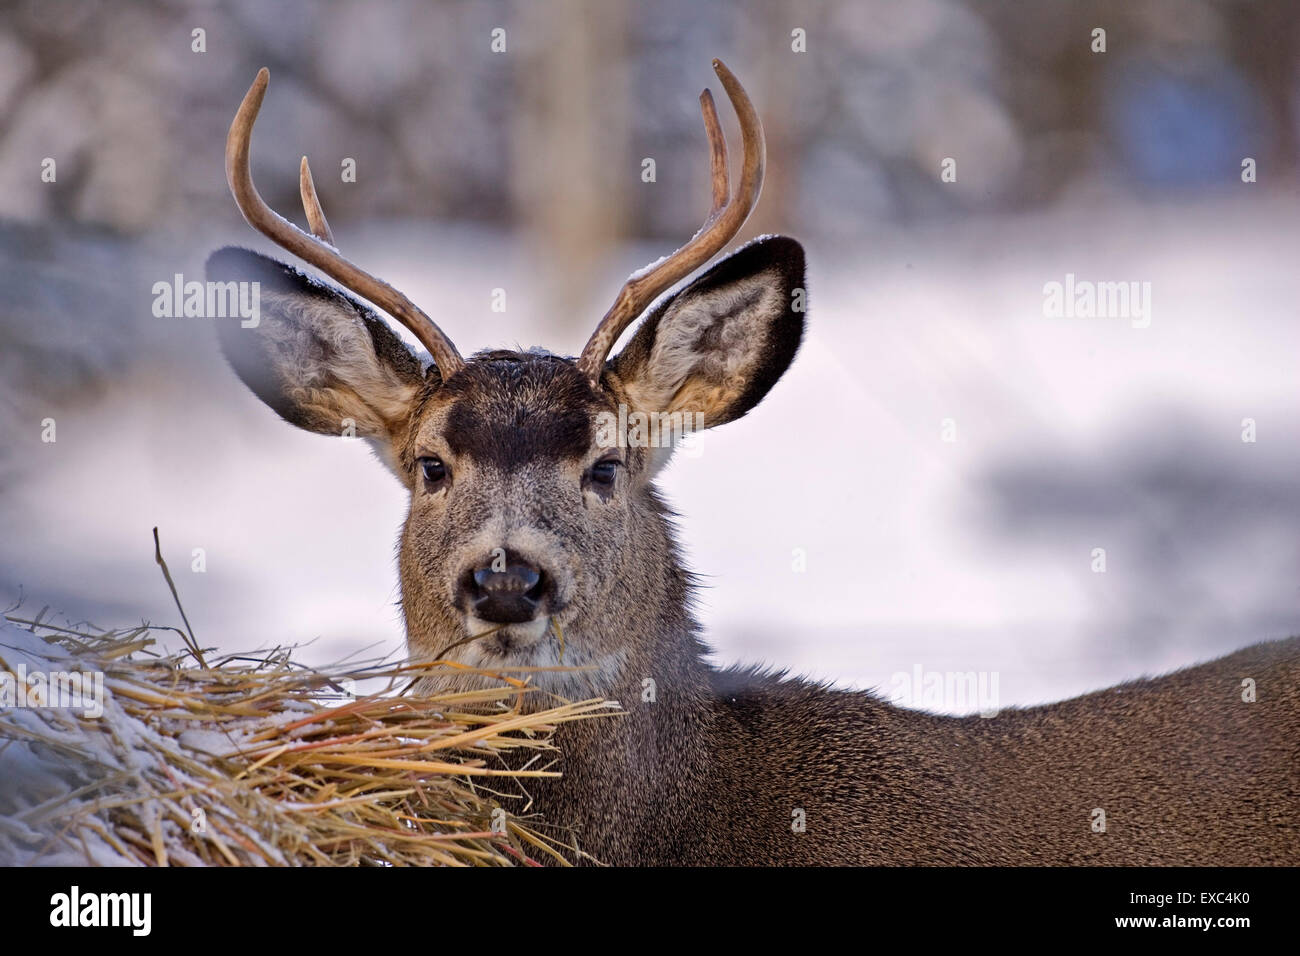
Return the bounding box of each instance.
[209,61,805,701]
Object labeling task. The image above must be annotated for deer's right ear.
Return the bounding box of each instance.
[206,247,426,447]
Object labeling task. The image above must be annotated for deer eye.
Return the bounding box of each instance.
[589,460,618,487]
[418,456,448,486]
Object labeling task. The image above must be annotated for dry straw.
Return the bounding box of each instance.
[0,544,616,867]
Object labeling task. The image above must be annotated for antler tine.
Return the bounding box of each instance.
[298,156,335,245]
[576,58,765,386]
[699,89,729,217]
[226,68,465,378]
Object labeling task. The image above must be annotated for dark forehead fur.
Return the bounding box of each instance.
[440,350,609,468]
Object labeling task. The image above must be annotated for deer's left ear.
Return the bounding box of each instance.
[609,235,805,433]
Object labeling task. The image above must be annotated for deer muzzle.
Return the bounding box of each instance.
[459,552,554,624]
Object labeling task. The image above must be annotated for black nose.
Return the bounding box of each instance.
[461,553,551,623]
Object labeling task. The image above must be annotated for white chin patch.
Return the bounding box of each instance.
[466,615,551,646]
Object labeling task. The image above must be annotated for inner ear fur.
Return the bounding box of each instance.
[609,235,805,430]
[207,247,426,441]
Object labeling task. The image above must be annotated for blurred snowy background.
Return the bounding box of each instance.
[1,0,1297,712]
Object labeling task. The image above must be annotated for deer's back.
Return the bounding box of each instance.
[697,637,1300,865]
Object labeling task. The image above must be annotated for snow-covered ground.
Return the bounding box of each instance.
[2,191,1297,712]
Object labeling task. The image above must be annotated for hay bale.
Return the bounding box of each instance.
[0,613,612,866]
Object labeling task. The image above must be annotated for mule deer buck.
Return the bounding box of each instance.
[210,63,1299,865]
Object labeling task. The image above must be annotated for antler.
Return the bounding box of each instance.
[576,58,766,386]
[225,68,465,379]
